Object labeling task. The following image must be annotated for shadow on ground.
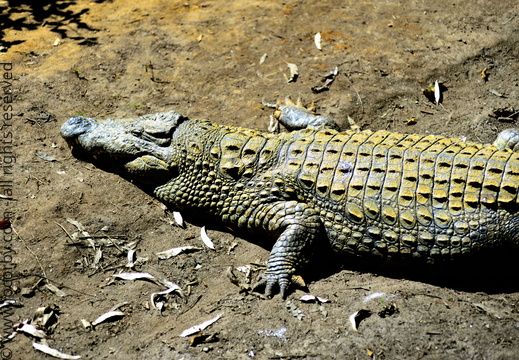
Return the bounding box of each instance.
[0,0,103,51]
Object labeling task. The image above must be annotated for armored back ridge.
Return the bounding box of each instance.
[61,106,519,297]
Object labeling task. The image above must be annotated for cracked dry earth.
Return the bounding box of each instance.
[1,0,518,359]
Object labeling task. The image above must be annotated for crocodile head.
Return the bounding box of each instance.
[60,111,186,185]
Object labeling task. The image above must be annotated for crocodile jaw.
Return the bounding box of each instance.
[60,111,186,185]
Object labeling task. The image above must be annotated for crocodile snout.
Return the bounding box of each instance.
[60,116,97,140]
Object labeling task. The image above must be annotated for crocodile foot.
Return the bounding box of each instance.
[262,97,339,131]
[494,128,519,151]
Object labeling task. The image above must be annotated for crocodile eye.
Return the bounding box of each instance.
[130,126,144,136]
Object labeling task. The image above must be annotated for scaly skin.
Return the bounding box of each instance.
[61,109,519,297]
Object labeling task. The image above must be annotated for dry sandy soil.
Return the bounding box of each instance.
[1,0,518,359]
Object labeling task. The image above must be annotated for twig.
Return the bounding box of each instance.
[344,75,364,115]
[78,235,127,239]
[91,260,125,277]
[12,225,47,280]
[351,83,363,114]
[55,221,74,241]
[176,295,202,319]
[28,274,96,297]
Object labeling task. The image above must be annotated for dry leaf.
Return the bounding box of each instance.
[200,226,215,250]
[33,342,81,359]
[92,248,103,266]
[268,114,279,133]
[481,67,488,81]
[44,283,67,297]
[173,211,185,227]
[434,80,441,104]
[150,285,183,309]
[110,302,130,312]
[363,292,397,303]
[15,323,46,339]
[404,117,417,125]
[235,265,251,273]
[32,306,59,333]
[154,276,181,291]
[91,311,125,326]
[189,333,218,347]
[179,313,223,337]
[311,66,339,93]
[113,272,155,281]
[488,88,505,98]
[314,32,322,50]
[156,245,202,260]
[347,115,360,132]
[35,151,57,162]
[299,294,330,303]
[423,81,445,104]
[0,299,20,308]
[66,218,86,231]
[349,309,371,332]
[127,249,136,269]
[286,62,299,83]
[259,53,268,65]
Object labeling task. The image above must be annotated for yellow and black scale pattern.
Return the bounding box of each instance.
[155,119,519,264]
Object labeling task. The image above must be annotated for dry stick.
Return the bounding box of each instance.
[176,294,202,320]
[28,274,96,297]
[78,235,127,239]
[55,221,74,241]
[12,225,47,280]
[93,261,126,276]
[109,238,126,254]
[500,109,519,121]
[351,84,363,113]
[344,75,364,115]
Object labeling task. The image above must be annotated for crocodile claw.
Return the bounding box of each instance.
[253,275,289,298]
[253,274,307,299]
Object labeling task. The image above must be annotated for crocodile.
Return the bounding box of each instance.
[60,104,519,297]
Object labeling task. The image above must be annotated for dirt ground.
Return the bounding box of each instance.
[1,0,518,359]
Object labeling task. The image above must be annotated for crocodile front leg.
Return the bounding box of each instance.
[251,201,322,298]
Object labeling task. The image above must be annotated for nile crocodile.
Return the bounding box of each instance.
[60,103,519,297]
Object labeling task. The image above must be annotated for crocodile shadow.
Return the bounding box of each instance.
[310,243,519,295]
